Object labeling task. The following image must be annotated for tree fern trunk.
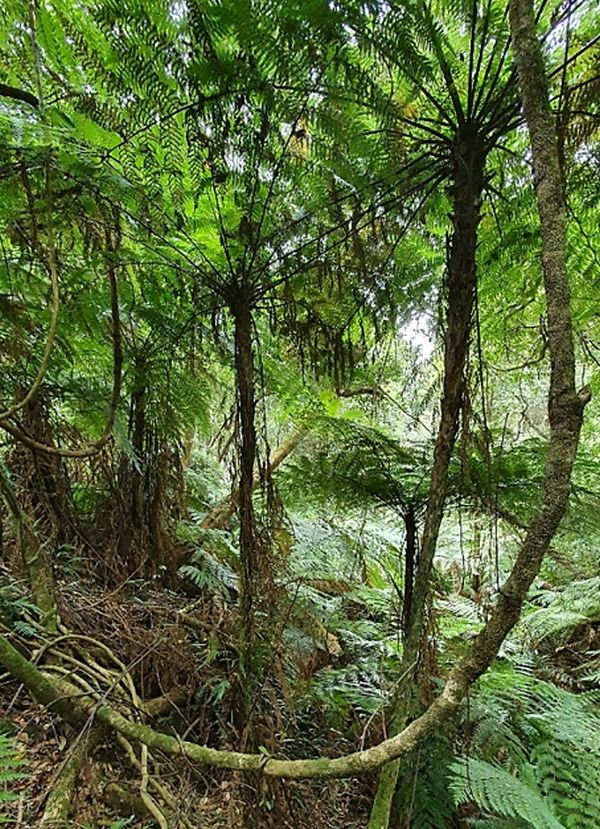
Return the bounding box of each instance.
[442,0,591,697]
[232,285,259,727]
[369,130,486,829]
[401,505,417,636]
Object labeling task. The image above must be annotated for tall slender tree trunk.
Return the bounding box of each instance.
[416,0,592,739]
[508,0,574,405]
[404,124,486,665]
[114,358,148,579]
[369,129,486,829]
[231,285,259,725]
[401,505,417,637]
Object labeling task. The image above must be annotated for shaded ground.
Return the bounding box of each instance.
[0,570,372,828]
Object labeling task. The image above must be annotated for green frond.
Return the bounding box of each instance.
[450,757,565,829]
[520,577,600,647]
[0,733,25,816]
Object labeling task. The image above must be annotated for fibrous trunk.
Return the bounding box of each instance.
[231,286,260,725]
[9,395,75,547]
[401,505,417,636]
[107,357,181,584]
[369,128,486,828]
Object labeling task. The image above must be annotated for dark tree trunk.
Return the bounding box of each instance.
[0,463,58,632]
[11,395,75,547]
[401,505,417,638]
[370,128,487,829]
[231,286,260,724]
[113,360,147,580]
[107,358,179,584]
[405,126,486,660]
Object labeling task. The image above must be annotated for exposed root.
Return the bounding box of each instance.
[40,726,103,827]
[117,734,195,829]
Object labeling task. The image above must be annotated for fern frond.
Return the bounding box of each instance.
[450,757,565,829]
[0,734,25,817]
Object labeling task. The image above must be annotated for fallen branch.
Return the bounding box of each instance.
[0,525,589,786]
[117,734,194,829]
[100,780,154,821]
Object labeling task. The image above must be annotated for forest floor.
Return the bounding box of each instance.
[0,567,372,828]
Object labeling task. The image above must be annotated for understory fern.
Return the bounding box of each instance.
[0,582,40,638]
[179,549,238,597]
[0,733,24,820]
[534,738,600,829]
[520,577,600,647]
[453,664,600,829]
[450,757,565,829]
[410,736,457,829]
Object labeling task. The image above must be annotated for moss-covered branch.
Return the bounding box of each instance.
[0,628,536,779]
[40,727,104,827]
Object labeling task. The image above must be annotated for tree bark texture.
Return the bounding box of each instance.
[370,127,486,828]
[231,287,260,721]
[401,504,417,639]
[40,727,104,827]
